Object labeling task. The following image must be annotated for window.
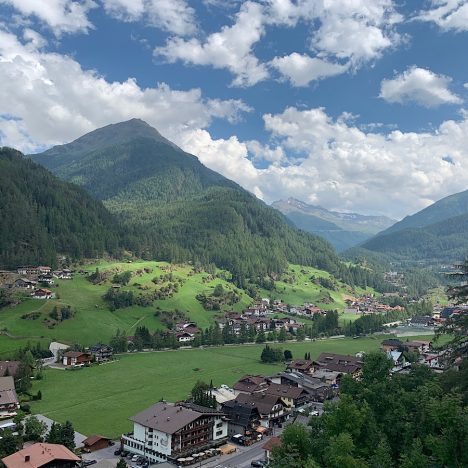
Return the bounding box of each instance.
[216,430,223,436]
[216,422,223,428]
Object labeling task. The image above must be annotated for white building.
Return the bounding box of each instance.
[122,402,228,464]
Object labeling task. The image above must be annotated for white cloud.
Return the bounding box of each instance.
[380,66,462,107]
[0,28,250,151]
[155,0,402,87]
[270,53,348,87]
[416,0,468,32]
[102,0,197,36]
[155,1,268,87]
[181,106,468,219]
[0,0,96,35]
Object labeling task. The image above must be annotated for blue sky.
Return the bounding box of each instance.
[1,0,468,219]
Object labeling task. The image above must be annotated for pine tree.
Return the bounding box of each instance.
[61,421,76,451]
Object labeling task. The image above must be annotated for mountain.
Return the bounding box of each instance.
[272,198,395,251]
[352,189,468,266]
[0,147,122,269]
[376,189,468,236]
[32,120,345,281]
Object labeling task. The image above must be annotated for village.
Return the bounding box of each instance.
[0,264,465,468]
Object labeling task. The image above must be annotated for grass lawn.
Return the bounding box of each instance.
[30,334,432,438]
[0,261,368,353]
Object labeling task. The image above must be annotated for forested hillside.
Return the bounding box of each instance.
[360,212,468,264]
[33,120,388,288]
[0,147,122,268]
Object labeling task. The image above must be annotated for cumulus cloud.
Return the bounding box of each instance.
[102,0,197,36]
[380,66,462,107]
[180,106,468,219]
[156,0,401,87]
[0,0,96,35]
[270,53,348,87]
[0,28,250,151]
[416,0,468,32]
[155,1,268,87]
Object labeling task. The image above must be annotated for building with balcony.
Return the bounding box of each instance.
[122,401,228,463]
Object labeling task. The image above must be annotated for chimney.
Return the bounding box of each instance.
[25,456,30,462]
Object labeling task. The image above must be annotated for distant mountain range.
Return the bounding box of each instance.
[348,189,468,266]
[31,119,341,281]
[272,198,395,251]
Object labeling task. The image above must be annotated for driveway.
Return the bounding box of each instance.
[30,414,87,448]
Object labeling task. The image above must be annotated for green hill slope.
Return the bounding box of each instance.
[361,212,468,264]
[380,188,468,235]
[32,120,342,281]
[0,147,122,268]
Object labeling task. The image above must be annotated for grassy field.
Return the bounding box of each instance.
[30,334,433,438]
[0,261,371,354]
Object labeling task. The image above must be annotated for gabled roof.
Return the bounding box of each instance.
[2,443,80,468]
[233,375,269,393]
[234,392,284,415]
[130,402,202,434]
[64,351,91,358]
[287,359,313,371]
[264,383,306,400]
[83,435,110,447]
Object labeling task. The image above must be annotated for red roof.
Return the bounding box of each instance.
[83,435,110,447]
[262,436,282,451]
[2,443,80,468]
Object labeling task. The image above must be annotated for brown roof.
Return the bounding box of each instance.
[264,383,306,400]
[0,376,15,392]
[2,443,80,468]
[0,361,20,378]
[130,402,201,434]
[287,359,313,371]
[83,435,111,447]
[234,393,284,415]
[315,353,363,374]
[262,436,282,451]
[64,351,91,358]
[0,389,19,407]
[233,375,269,393]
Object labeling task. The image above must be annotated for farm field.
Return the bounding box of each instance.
[0,261,370,353]
[30,334,434,438]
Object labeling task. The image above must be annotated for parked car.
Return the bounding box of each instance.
[82,460,97,467]
[251,460,267,467]
[114,449,122,456]
[131,455,139,462]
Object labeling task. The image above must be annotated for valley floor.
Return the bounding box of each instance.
[30,334,437,438]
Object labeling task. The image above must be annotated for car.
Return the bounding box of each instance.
[310,410,320,416]
[114,449,122,456]
[251,460,267,467]
[82,460,97,467]
[131,455,139,462]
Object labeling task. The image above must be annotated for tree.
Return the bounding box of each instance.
[278,328,287,342]
[190,381,216,408]
[46,422,62,444]
[16,350,34,393]
[61,421,76,451]
[213,284,225,297]
[369,438,394,468]
[256,329,266,343]
[0,431,20,458]
[116,459,127,468]
[296,327,305,341]
[284,350,293,361]
[24,416,47,441]
[362,352,393,385]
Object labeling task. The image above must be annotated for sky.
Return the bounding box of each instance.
[0,1,468,220]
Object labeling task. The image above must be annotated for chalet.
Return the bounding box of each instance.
[404,340,432,354]
[37,266,52,275]
[387,351,407,371]
[264,383,309,408]
[440,306,468,321]
[381,338,403,352]
[311,369,341,385]
[82,435,112,452]
[0,361,20,378]
[221,399,261,436]
[262,436,282,462]
[89,344,113,362]
[314,353,363,379]
[232,393,288,428]
[121,401,228,464]
[0,376,19,417]
[2,443,80,468]
[233,375,269,394]
[53,270,72,279]
[31,288,54,300]
[286,359,314,375]
[410,316,434,327]
[271,371,334,402]
[14,278,37,289]
[63,351,92,367]
[211,385,237,407]
[38,275,54,286]
[176,332,195,343]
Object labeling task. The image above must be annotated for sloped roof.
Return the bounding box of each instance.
[130,402,201,434]
[83,435,110,447]
[264,383,306,400]
[2,443,80,468]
